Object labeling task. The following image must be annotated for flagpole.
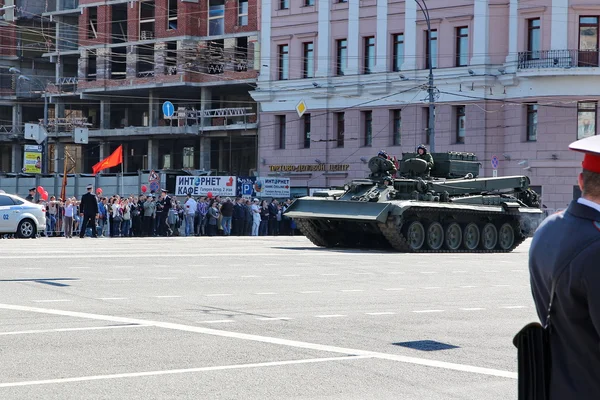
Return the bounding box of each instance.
[121,161,124,196]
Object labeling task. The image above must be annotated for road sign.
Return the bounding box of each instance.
[162,101,175,118]
[296,99,307,117]
[491,155,499,169]
[492,170,498,177]
[241,183,253,196]
[74,127,89,144]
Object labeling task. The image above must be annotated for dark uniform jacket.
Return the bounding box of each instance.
[80,192,98,216]
[529,200,600,399]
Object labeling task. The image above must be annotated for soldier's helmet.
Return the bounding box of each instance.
[378,150,389,159]
[417,144,427,153]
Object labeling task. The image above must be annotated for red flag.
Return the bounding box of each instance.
[92,145,123,175]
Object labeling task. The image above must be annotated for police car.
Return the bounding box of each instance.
[0,191,46,238]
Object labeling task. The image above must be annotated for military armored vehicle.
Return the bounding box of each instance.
[284,152,544,253]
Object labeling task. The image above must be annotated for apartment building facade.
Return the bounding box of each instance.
[251,0,600,209]
[35,0,260,176]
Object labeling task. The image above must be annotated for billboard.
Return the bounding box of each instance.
[236,177,291,198]
[175,175,236,197]
[23,145,42,174]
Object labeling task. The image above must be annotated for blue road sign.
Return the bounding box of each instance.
[149,181,160,192]
[162,101,174,118]
[242,183,253,196]
[491,155,499,169]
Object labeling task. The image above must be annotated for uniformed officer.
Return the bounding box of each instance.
[157,189,173,236]
[416,144,434,175]
[79,184,99,238]
[25,188,35,202]
[528,134,600,399]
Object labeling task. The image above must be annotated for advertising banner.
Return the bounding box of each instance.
[254,177,291,198]
[175,175,236,197]
[23,145,42,174]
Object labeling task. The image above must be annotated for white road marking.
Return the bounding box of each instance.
[0,356,370,388]
[422,287,441,290]
[340,289,364,292]
[384,288,404,291]
[0,303,517,380]
[320,273,339,276]
[460,308,486,311]
[459,285,477,288]
[241,275,261,278]
[365,312,395,316]
[205,294,233,297]
[299,291,321,294]
[282,274,300,277]
[255,292,277,295]
[96,298,128,301]
[352,272,374,275]
[32,299,72,303]
[255,317,292,321]
[315,314,346,318]
[0,324,148,336]
[412,310,445,313]
[154,296,182,299]
[199,320,235,324]
[501,306,526,309]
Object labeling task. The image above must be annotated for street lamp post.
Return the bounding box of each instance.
[10,68,49,173]
[415,0,436,152]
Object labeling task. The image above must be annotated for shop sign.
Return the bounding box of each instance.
[268,164,349,172]
[175,175,236,197]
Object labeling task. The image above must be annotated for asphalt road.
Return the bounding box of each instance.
[0,236,537,399]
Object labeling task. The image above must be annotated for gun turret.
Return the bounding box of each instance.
[367,156,396,180]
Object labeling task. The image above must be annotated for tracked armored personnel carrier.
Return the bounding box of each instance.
[284,152,544,253]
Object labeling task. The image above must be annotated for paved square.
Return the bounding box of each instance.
[0,236,535,399]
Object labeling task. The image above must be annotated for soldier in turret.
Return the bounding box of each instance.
[416,144,434,176]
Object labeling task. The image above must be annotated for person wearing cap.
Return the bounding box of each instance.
[251,198,261,236]
[79,184,99,238]
[528,134,600,399]
[157,189,173,236]
[25,188,35,202]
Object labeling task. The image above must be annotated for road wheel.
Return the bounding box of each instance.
[498,222,515,250]
[481,223,498,250]
[17,219,36,239]
[463,223,480,251]
[426,222,444,250]
[444,222,462,250]
[404,221,425,250]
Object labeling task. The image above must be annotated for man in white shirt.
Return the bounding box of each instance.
[184,193,197,237]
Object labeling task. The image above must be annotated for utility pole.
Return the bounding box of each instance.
[415,0,435,152]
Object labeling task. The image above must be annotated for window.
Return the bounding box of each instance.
[527,18,540,60]
[208,0,225,36]
[168,0,178,30]
[303,114,311,148]
[392,110,401,146]
[278,115,286,149]
[303,42,314,78]
[363,111,373,146]
[336,113,345,147]
[578,102,597,139]
[336,39,347,75]
[304,0,314,5]
[526,104,538,141]
[425,29,437,69]
[136,44,154,77]
[139,1,155,40]
[88,7,97,39]
[238,0,248,26]
[424,107,430,144]
[579,17,599,67]
[392,33,404,72]
[455,106,466,143]
[182,147,195,168]
[280,0,289,9]
[0,195,15,206]
[364,36,375,74]
[87,50,97,81]
[456,27,468,67]
[278,44,289,80]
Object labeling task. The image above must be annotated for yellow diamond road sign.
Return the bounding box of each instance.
[296,99,307,117]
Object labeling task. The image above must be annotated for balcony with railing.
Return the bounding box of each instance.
[517,49,600,70]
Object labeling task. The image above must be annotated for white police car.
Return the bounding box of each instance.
[0,191,46,238]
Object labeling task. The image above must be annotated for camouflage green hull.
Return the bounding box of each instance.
[286,198,544,253]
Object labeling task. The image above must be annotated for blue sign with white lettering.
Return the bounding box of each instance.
[242,183,253,196]
[162,101,174,118]
[491,155,499,169]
